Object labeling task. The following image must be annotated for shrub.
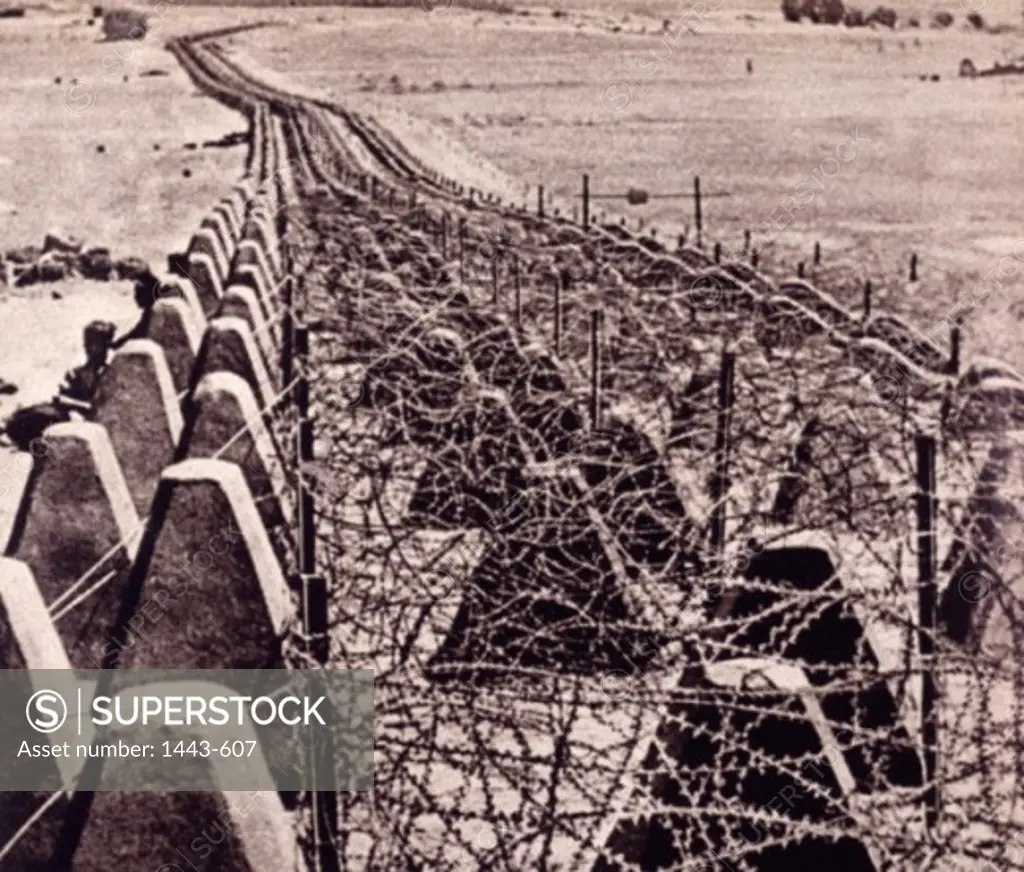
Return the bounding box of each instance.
[966,11,984,28]
[822,0,846,24]
[866,5,897,27]
[781,0,802,22]
[931,10,954,27]
[102,8,147,41]
[844,6,866,26]
[907,15,919,26]
[802,0,844,24]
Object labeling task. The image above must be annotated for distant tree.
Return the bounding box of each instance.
[866,5,897,27]
[931,10,954,28]
[781,0,803,22]
[820,0,846,23]
[966,11,985,28]
[802,0,845,24]
[844,6,866,26]
[102,8,147,41]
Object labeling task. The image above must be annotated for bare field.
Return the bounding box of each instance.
[0,8,246,414]
[234,1,1024,366]
[1,6,1023,867]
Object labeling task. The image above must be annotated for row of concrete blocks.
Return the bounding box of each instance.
[0,177,302,870]
[0,436,297,870]
[86,173,292,523]
[0,455,295,869]
[179,177,285,334]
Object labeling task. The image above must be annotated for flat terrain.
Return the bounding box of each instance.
[1,6,1022,868]
[235,0,1024,366]
[2,1,1022,402]
[0,8,246,416]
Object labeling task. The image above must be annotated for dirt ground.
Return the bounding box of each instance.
[3,1,1022,411]
[2,4,1022,867]
[236,0,1024,367]
[0,7,247,419]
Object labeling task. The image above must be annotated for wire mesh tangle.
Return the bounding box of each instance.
[129,38,1024,870]
[279,158,1024,872]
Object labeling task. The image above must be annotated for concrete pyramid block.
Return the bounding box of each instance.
[4,422,140,669]
[92,339,184,515]
[116,458,291,670]
[145,298,203,396]
[200,317,276,410]
[185,372,290,542]
[186,253,225,318]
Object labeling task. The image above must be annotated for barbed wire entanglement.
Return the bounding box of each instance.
[168,27,1024,872]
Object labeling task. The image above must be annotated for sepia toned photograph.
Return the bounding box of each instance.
[0,0,1023,867]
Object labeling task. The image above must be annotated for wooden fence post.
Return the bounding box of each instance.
[294,320,339,872]
[538,184,545,219]
[709,349,735,557]
[590,309,603,431]
[458,217,466,284]
[514,258,522,328]
[554,274,562,357]
[582,173,590,231]
[863,280,873,319]
[294,324,309,405]
[915,434,940,834]
[694,175,703,250]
